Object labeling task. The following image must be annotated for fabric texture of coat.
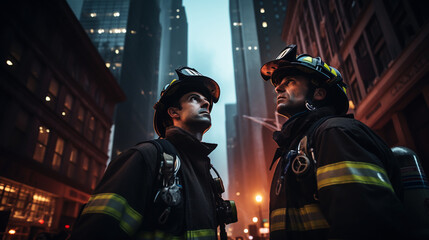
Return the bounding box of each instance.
[69,127,218,240]
[269,107,409,240]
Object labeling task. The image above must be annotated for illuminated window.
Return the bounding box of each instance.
[52,137,64,171]
[45,79,59,109]
[86,115,95,141]
[260,8,265,13]
[235,47,239,51]
[176,15,180,19]
[6,60,13,66]
[97,29,104,34]
[82,154,89,171]
[75,106,85,132]
[90,13,96,17]
[248,46,252,50]
[62,94,73,121]
[115,49,119,54]
[176,9,180,12]
[105,62,111,68]
[113,12,120,17]
[67,146,78,178]
[33,126,50,163]
[0,179,55,227]
[130,30,137,34]
[262,21,268,28]
[254,46,258,50]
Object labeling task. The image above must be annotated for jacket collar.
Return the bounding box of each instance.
[273,107,336,148]
[165,126,217,157]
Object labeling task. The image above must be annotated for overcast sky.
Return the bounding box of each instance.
[183,0,236,191]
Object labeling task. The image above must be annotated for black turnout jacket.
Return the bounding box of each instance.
[269,107,409,240]
[70,127,218,240]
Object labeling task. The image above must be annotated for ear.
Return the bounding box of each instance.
[167,107,180,119]
[313,88,327,101]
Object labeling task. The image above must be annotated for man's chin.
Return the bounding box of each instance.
[276,105,291,117]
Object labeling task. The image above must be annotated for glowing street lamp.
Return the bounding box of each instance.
[252,217,258,223]
[255,194,264,227]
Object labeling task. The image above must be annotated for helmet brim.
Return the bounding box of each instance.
[266,61,330,86]
[153,76,220,138]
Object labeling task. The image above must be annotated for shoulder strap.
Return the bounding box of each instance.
[305,116,337,148]
[132,139,180,181]
[302,114,354,160]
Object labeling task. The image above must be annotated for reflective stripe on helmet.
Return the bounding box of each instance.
[82,193,142,236]
[138,229,216,240]
[317,161,394,192]
[270,204,329,232]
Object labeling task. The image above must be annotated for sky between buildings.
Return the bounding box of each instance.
[183,0,236,192]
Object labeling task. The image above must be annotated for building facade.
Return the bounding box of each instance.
[0,0,125,239]
[282,0,429,174]
[77,0,162,158]
[157,0,188,99]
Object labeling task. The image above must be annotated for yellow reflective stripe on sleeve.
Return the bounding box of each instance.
[270,208,286,232]
[138,229,216,240]
[186,229,216,239]
[270,204,329,232]
[317,161,394,192]
[82,193,142,236]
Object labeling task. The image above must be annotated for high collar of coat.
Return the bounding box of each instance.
[165,126,217,157]
[273,106,336,148]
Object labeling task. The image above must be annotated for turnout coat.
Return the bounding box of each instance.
[70,127,218,240]
[269,107,409,240]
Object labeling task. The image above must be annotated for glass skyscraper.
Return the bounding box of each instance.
[79,0,130,81]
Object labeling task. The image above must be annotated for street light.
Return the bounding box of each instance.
[255,194,263,227]
[252,217,258,223]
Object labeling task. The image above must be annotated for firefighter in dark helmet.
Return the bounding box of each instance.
[261,44,412,239]
[70,67,237,240]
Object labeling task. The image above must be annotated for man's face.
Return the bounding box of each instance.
[173,91,212,133]
[275,75,309,117]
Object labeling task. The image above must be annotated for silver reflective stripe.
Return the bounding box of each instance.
[317,161,394,192]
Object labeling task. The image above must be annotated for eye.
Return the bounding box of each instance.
[189,95,199,101]
[285,79,296,85]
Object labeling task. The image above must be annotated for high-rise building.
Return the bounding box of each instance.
[253,0,287,119]
[158,0,188,96]
[77,0,162,158]
[79,0,130,81]
[0,0,125,238]
[282,0,429,174]
[229,0,271,236]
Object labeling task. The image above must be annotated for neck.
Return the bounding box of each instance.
[175,125,204,141]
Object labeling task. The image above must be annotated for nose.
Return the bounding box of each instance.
[201,98,210,110]
[275,84,284,94]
